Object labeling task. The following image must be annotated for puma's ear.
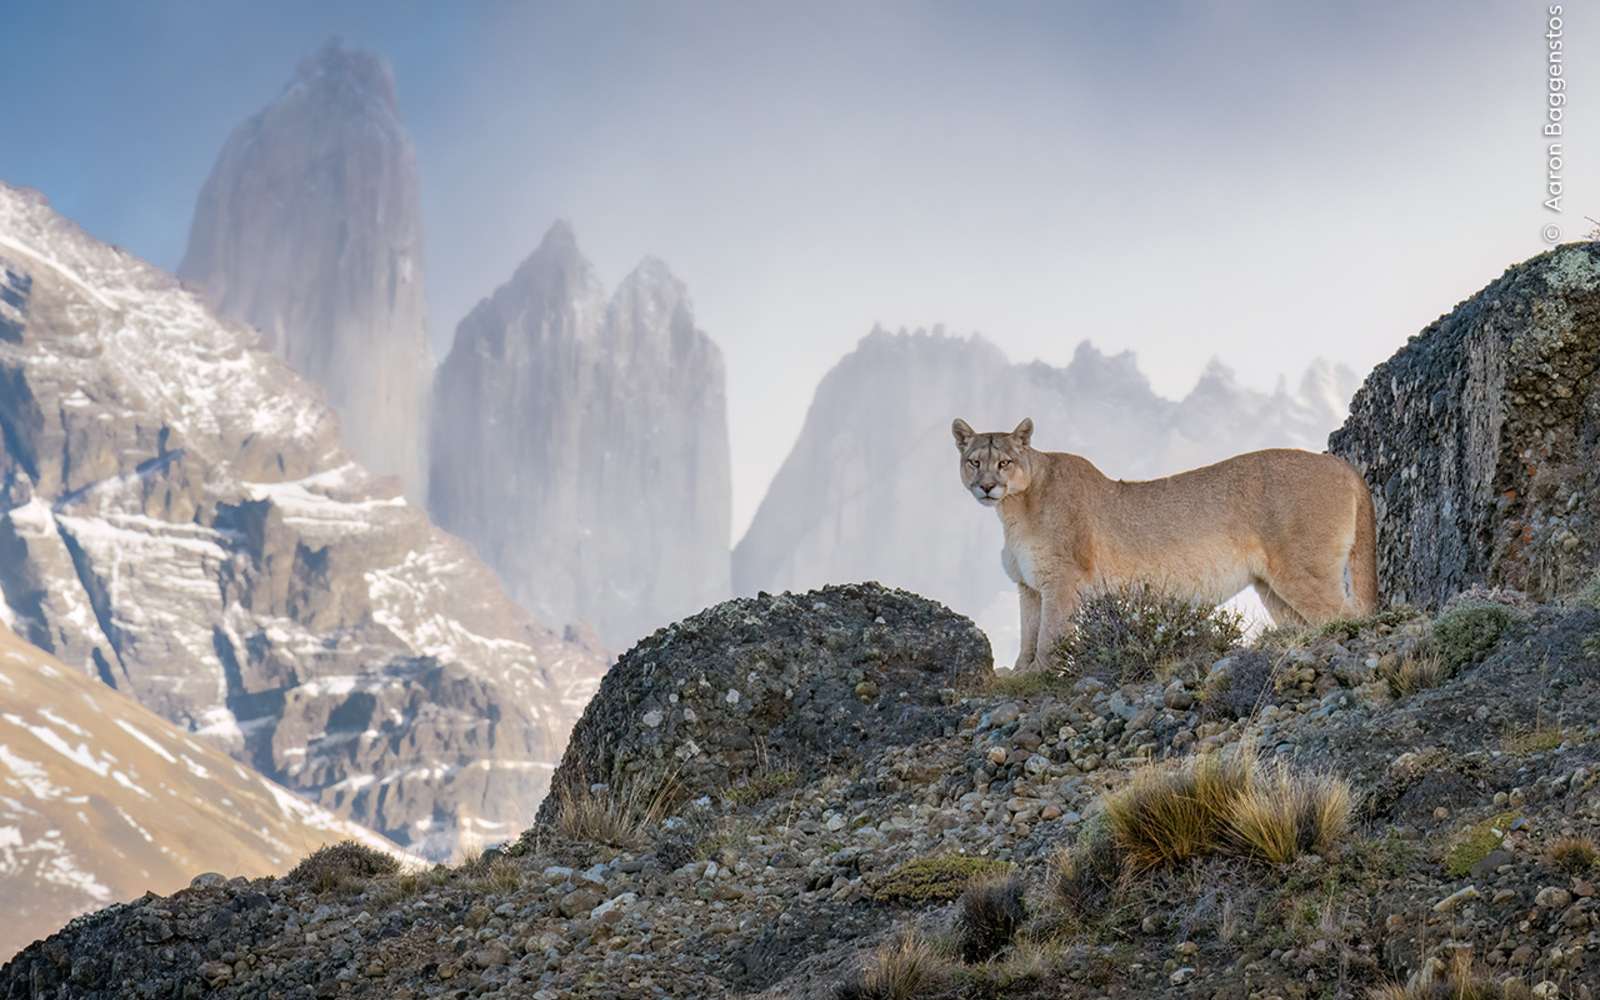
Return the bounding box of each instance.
[952,418,975,449]
[1012,418,1033,448]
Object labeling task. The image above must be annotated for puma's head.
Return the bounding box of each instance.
[952,417,1035,506]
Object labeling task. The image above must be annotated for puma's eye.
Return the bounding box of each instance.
[966,459,979,469]
[998,460,1012,470]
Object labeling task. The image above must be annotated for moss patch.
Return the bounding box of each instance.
[871,853,1013,904]
[1442,811,1519,877]
[1313,607,1422,641]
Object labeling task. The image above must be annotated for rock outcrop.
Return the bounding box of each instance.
[430,223,731,648]
[537,582,993,819]
[179,39,432,500]
[733,327,1358,660]
[0,182,605,858]
[0,625,408,961]
[1330,244,1600,608]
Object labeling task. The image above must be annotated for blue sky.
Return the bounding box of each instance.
[2,2,1589,532]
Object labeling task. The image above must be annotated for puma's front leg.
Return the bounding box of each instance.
[1032,577,1083,672]
[1015,584,1041,671]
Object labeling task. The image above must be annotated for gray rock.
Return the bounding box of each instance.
[429,225,730,648]
[179,39,432,501]
[536,583,992,819]
[1331,244,1600,606]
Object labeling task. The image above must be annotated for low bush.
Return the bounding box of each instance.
[871,854,1013,904]
[1432,603,1516,671]
[954,875,1026,962]
[1053,583,1244,683]
[285,840,400,893]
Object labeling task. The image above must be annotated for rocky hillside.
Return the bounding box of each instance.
[6,581,1598,998]
[0,624,407,961]
[179,39,432,500]
[0,181,604,858]
[734,328,1357,661]
[1332,244,1600,609]
[430,222,731,649]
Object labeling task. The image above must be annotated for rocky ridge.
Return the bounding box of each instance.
[179,39,433,499]
[5,582,1599,998]
[430,222,731,649]
[0,182,605,859]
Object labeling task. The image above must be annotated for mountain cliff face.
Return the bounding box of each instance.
[0,182,605,859]
[0,625,407,961]
[430,223,731,648]
[178,39,431,500]
[733,327,1358,661]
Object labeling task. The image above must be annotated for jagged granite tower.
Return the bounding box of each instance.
[180,39,431,499]
[430,223,732,649]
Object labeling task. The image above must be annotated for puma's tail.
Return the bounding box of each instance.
[1348,478,1380,613]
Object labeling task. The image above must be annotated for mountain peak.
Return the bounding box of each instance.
[290,37,397,109]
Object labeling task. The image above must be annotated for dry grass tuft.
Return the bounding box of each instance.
[1366,950,1531,999]
[285,840,401,893]
[1545,834,1600,873]
[833,932,952,1000]
[552,773,679,848]
[1046,831,1121,922]
[1103,749,1352,871]
[1380,651,1452,698]
[955,875,1026,963]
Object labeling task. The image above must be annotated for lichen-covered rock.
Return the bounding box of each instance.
[537,583,993,819]
[1330,244,1600,607]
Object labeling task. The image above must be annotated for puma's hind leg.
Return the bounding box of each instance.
[1253,581,1307,629]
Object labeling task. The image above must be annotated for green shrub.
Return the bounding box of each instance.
[1053,583,1244,683]
[286,840,400,893]
[1431,603,1516,671]
[871,854,1013,904]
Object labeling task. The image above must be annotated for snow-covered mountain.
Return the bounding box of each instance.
[733,326,1360,662]
[430,222,731,648]
[179,39,432,500]
[0,623,409,960]
[0,181,606,858]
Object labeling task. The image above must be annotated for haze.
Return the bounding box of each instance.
[2,1,1589,536]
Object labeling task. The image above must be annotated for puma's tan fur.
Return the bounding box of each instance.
[952,418,1379,671]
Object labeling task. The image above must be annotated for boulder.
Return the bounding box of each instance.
[536,583,992,820]
[1330,244,1600,607]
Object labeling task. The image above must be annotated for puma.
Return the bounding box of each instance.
[952,417,1379,671]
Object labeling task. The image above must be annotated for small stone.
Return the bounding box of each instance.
[642,709,663,728]
[854,680,879,702]
[1534,886,1571,908]
[189,872,227,889]
[1433,885,1480,912]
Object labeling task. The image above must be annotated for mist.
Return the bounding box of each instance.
[2,1,1590,539]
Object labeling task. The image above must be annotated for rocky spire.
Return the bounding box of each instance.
[179,38,432,499]
[430,223,731,648]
